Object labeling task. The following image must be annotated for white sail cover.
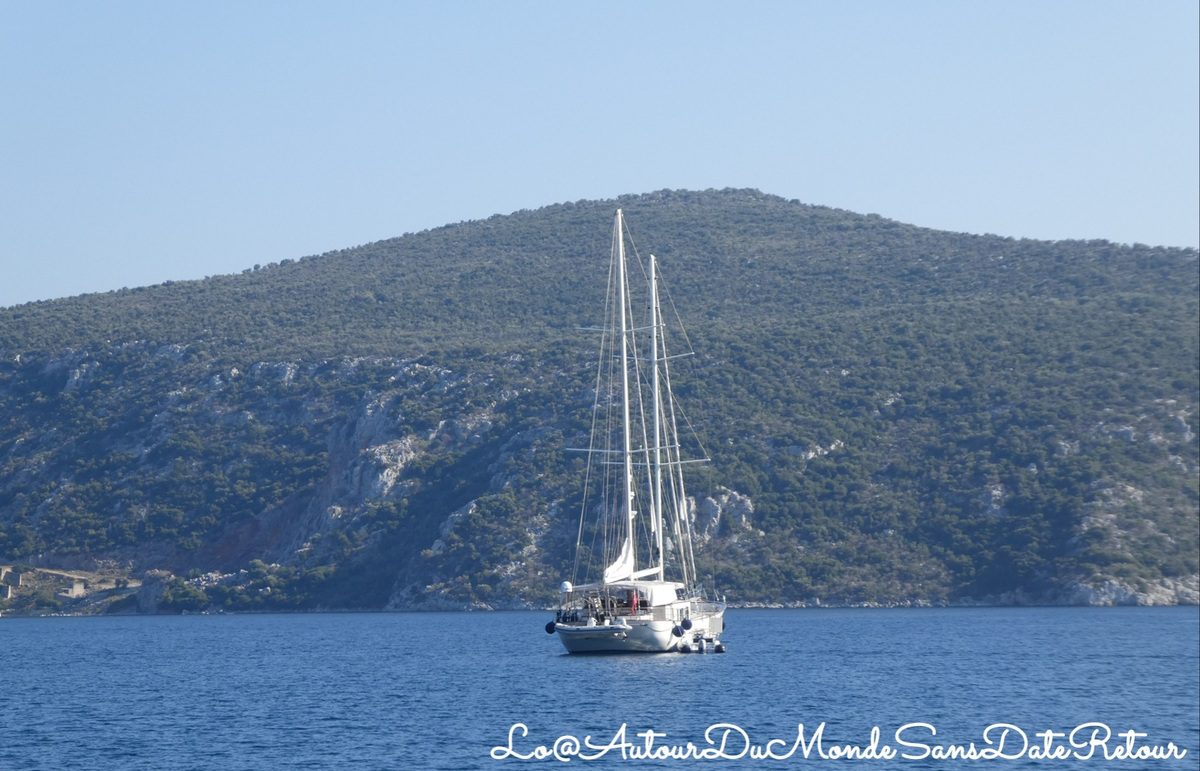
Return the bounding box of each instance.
[602,534,635,583]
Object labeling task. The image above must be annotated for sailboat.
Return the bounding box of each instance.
[546,209,726,654]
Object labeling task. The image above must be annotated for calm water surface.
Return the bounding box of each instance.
[1,607,1196,769]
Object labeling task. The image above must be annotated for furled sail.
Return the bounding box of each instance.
[602,533,635,583]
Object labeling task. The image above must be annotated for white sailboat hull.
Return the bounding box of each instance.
[556,619,678,653]
[553,589,725,654]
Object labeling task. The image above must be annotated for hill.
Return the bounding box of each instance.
[0,188,1196,613]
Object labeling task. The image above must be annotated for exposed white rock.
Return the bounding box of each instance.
[429,412,494,445]
[1172,414,1195,443]
[249,361,297,383]
[154,343,187,360]
[1061,575,1199,606]
[1091,482,1146,507]
[789,439,845,461]
[367,438,418,497]
[349,395,397,449]
[980,483,1007,516]
[64,361,97,391]
[438,501,476,541]
[691,486,754,543]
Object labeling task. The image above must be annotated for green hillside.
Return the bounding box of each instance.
[1,189,1196,613]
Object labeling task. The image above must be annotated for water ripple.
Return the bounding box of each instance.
[0,607,1195,769]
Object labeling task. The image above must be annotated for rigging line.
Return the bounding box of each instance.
[573,218,620,585]
[626,281,657,537]
[654,292,691,589]
[654,318,714,474]
[654,306,713,464]
[664,426,690,588]
[651,305,668,578]
[672,446,691,586]
[621,213,649,284]
[621,357,646,573]
[660,338,700,586]
[668,391,714,466]
[632,234,707,587]
[600,316,618,577]
[615,211,638,579]
[654,264,698,358]
[630,328,712,463]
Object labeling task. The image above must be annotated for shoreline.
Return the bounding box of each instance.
[4,598,1198,620]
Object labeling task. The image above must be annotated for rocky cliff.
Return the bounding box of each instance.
[0,189,1196,613]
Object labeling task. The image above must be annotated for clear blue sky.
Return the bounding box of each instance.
[2,1,1196,308]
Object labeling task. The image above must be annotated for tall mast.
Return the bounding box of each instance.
[616,210,637,576]
[650,254,665,580]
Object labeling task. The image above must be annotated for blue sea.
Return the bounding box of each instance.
[1,607,1196,769]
